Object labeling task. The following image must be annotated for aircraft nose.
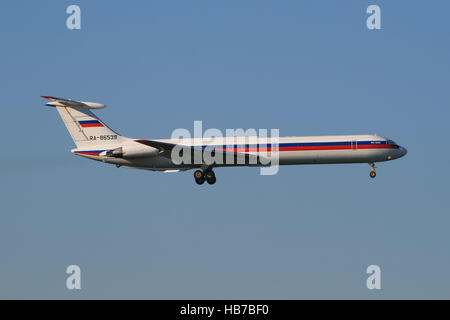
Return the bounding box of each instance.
[399,146,407,157]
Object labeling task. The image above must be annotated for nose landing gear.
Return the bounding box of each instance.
[369,163,376,178]
[194,169,216,185]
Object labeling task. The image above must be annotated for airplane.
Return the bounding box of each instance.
[43,96,407,185]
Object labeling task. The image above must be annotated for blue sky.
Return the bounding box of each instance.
[0,0,449,299]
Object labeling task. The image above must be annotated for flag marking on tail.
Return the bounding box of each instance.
[78,120,104,128]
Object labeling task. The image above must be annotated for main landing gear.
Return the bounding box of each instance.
[369,163,376,178]
[194,169,216,185]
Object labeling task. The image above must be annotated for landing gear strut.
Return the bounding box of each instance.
[194,169,216,185]
[369,163,376,178]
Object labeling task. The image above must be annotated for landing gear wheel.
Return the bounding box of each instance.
[369,163,377,179]
[194,170,204,180]
[205,170,215,179]
[195,177,205,185]
[205,170,216,185]
[194,169,216,185]
[206,176,216,185]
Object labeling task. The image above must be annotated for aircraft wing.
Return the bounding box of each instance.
[135,139,269,166]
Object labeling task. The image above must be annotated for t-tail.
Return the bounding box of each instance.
[42,96,125,149]
[43,96,162,160]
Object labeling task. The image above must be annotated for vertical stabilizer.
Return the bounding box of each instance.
[42,96,125,148]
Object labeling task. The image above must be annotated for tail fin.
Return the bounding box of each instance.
[42,96,125,148]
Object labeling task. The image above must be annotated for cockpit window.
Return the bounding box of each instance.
[387,139,397,146]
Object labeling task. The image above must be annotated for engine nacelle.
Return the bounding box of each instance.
[104,145,159,159]
[123,145,159,158]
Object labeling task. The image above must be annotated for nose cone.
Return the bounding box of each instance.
[398,146,407,158]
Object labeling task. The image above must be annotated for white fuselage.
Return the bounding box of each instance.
[42,96,407,183]
[72,134,407,171]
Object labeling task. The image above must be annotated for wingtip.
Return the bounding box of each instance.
[41,95,53,99]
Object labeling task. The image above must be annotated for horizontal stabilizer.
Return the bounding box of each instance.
[41,96,106,109]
